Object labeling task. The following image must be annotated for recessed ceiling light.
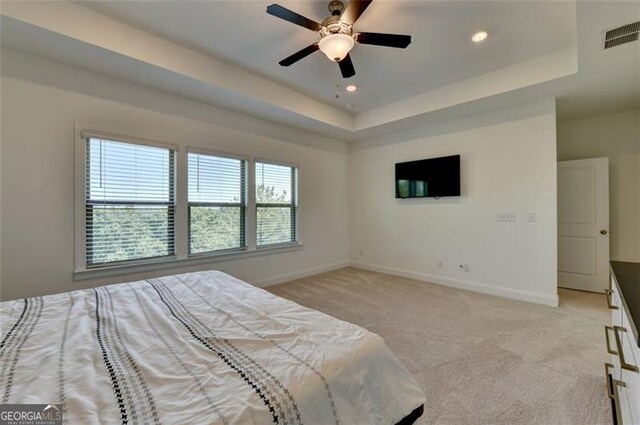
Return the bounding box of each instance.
[346,84,357,92]
[472,31,488,43]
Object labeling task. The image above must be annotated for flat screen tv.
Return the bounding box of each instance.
[395,155,460,198]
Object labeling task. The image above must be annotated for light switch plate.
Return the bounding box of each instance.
[496,212,516,222]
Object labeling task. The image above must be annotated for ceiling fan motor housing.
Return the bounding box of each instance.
[319,19,353,37]
[328,0,344,16]
[322,0,351,35]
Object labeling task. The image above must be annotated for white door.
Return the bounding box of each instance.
[558,158,610,293]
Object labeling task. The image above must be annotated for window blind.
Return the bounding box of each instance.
[188,152,247,255]
[85,138,175,266]
[255,161,298,246]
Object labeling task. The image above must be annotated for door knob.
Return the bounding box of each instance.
[600,230,608,235]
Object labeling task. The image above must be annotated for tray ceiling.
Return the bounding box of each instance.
[78,1,577,113]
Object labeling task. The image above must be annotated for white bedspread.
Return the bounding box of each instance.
[0,271,425,424]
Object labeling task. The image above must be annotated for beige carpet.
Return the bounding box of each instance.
[268,267,611,425]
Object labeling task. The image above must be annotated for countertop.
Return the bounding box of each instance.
[611,261,640,347]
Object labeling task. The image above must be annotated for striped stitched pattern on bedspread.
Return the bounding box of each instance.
[0,271,425,425]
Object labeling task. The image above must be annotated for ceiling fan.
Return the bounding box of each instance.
[266,0,411,78]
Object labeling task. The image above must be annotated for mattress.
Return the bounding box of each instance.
[0,271,425,424]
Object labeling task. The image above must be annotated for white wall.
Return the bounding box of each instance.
[557,110,640,262]
[0,48,349,301]
[0,47,561,306]
[349,100,559,306]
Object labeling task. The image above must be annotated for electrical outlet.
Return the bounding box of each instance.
[527,213,537,223]
[496,212,516,222]
[438,260,444,268]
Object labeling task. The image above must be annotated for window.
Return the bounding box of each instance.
[255,161,298,247]
[76,129,301,277]
[85,137,175,267]
[188,152,247,255]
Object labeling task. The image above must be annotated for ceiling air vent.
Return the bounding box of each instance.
[604,20,640,49]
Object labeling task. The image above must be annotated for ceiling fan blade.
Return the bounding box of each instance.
[279,43,320,66]
[355,32,412,48]
[340,0,373,25]
[266,4,322,32]
[338,54,356,78]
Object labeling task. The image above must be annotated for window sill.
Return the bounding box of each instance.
[73,243,303,281]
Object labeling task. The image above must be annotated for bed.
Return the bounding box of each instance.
[0,271,425,424]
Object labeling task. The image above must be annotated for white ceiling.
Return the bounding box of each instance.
[1,1,638,141]
[78,0,577,113]
[553,1,640,121]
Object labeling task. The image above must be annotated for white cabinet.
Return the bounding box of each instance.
[619,380,636,425]
[607,270,640,425]
[620,311,640,423]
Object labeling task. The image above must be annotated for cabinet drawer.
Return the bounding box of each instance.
[620,312,640,423]
[617,376,637,425]
[620,366,640,425]
[607,363,632,425]
[621,313,639,373]
[610,276,623,326]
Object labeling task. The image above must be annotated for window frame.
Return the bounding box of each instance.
[186,148,249,257]
[84,151,177,267]
[254,159,300,249]
[74,124,302,280]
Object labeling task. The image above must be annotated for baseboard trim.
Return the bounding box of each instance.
[350,261,559,307]
[251,261,350,288]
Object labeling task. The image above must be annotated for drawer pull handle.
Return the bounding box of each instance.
[605,363,615,399]
[613,326,640,373]
[606,326,618,355]
[612,379,626,425]
[605,289,619,310]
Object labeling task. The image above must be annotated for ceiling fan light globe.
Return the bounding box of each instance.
[319,33,355,62]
